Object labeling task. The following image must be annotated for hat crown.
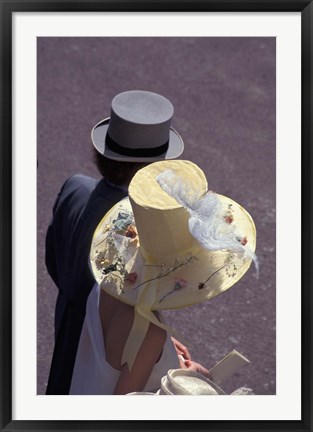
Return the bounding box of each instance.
[129,160,208,260]
[111,90,174,125]
[108,90,174,151]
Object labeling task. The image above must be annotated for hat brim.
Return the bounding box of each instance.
[90,195,256,311]
[160,369,227,395]
[91,118,184,162]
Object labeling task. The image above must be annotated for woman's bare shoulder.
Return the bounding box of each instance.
[100,290,166,372]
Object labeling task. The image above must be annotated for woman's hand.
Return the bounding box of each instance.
[171,337,210,378]
[171,337,191,361]
[183,359,211,378]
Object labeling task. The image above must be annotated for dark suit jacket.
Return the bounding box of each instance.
[45,174,127,394]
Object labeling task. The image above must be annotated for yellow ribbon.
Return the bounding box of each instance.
[121,246,196,370]
[121,263,168,369]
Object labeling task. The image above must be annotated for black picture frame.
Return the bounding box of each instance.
[1,1,312,431]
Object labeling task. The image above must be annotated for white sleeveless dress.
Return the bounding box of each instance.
[70,284,180,395]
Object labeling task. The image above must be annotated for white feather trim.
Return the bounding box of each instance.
[157,169,259,276]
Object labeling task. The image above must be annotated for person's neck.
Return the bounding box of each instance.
[104,178,128,193]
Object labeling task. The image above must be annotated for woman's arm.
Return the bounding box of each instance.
[102,298,166,395]
[113,318,166,395]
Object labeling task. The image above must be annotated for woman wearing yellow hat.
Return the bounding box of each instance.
[70,160,257,395]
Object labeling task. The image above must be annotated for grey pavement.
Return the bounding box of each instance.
[37,37,276,395]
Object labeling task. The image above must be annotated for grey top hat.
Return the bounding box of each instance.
[91,90,184,162]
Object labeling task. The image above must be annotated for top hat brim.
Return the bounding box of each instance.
[91,118,184,163]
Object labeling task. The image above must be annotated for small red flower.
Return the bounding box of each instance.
[240,236,248,246]
[126,272,138,284]
[125,225,137,239]
[224,215,234,224]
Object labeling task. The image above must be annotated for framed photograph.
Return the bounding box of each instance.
[1,1,312,431]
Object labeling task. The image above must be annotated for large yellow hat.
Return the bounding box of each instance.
[90,160,257,368]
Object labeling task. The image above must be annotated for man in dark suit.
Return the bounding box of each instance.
[45,90,185,394]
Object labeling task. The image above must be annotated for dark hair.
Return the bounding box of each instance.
[93,147,148,186]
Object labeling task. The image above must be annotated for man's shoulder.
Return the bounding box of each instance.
[55,174,99,211]
[59,174,99,198]
[65,174,98,191]
[55,173,126,215]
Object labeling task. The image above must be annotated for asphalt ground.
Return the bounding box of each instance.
[37,37,276,395]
